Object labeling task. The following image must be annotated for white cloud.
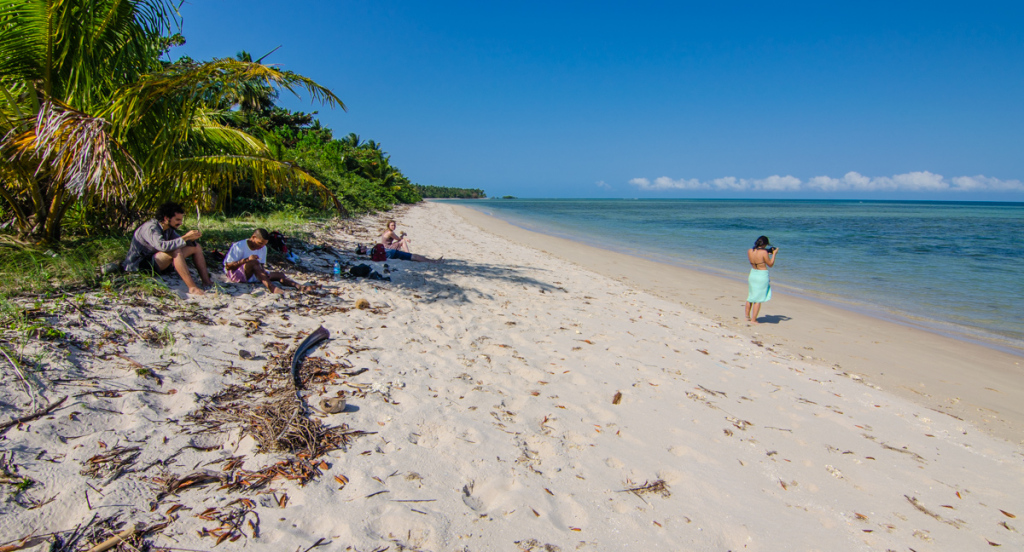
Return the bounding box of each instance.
[595,180,611,189]
[629,172,1024,193]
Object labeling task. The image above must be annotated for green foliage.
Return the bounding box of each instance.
[414,185,487,199]
[0,236,128,294]
[13,477,34,496]
[241,119,424,216]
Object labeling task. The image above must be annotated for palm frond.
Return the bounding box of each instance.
[74,1,167,105]
[151,154,333,210]
[108,59,345,128]
[0,0,48,81]
[188,117,271,156]
[6,101,138,199]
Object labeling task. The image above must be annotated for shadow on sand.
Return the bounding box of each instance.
[384,258,564,305]
[755,314,792,325]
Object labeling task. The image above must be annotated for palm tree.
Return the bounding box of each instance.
[222,50,279,124]
[342,132,361,148]
[0,0,345,244]
[362,139,384,154]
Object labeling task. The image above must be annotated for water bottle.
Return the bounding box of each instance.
[333,261,341,279]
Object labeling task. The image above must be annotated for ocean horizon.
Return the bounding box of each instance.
[447,198,1024,353]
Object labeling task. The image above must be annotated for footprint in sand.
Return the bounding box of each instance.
[461,477,520,515]
[366,506,442,550]
[408,421,449,449]
[605,457,625,468]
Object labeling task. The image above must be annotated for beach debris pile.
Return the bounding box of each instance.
[182,339,374,458]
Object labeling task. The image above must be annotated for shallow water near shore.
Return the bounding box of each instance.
[449,198,1024,351]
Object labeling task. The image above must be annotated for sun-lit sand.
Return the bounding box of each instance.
[1,201,1021,551]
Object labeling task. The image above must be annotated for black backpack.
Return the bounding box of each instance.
[349,264,372,278]
[268,231,289,254]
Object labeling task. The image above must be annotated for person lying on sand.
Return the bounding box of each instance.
[356,244,444,263]
[123,201,213,295]
[380,219,412,252]
[224,229,314,294]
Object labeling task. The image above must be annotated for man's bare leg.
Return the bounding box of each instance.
[189,244,213,287]
[245,261,283,294]
[156,248,204,295]
[267,271,313,292]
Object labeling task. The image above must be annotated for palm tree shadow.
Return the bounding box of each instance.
[385,258,564,304]
[756,314,792,325]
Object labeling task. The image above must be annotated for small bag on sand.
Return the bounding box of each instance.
[268,231,289,253]
[349,264,372,278]
[370,244,387,262]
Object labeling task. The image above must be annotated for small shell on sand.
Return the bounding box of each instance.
[355,298,370,310]
[321,396,347,413]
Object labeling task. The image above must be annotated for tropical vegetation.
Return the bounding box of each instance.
[414,185,486,199]
[0,0,464,249]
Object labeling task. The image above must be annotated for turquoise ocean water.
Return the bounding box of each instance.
[448,199,1024,352]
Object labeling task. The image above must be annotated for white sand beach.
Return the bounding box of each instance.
[1,201,1022,551]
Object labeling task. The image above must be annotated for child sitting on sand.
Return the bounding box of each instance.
[224,229,313,293]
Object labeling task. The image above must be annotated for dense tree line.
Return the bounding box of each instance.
[414,185,487,199]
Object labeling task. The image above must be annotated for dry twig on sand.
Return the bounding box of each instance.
[618,479,671,500]
[80,446,142,484]
[0,395,68,436]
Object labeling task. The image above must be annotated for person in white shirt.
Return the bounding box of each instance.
[223,229,309,293]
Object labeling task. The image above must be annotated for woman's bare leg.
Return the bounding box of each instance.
[749,302,761,324]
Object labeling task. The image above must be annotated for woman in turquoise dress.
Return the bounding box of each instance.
[745,236,778,324]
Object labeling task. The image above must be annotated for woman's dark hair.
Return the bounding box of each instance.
[753,236,770,249]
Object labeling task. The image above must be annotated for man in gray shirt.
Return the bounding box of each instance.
[123,202,213,295]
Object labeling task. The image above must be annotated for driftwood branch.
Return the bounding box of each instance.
[0,396,68,435]
[86,523,138,552]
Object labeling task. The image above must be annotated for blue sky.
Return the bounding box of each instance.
[175,1,1024,200]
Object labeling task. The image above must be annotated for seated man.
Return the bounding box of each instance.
[224,229,311,294]
[356,244,443,263]
[124,201,212,295]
